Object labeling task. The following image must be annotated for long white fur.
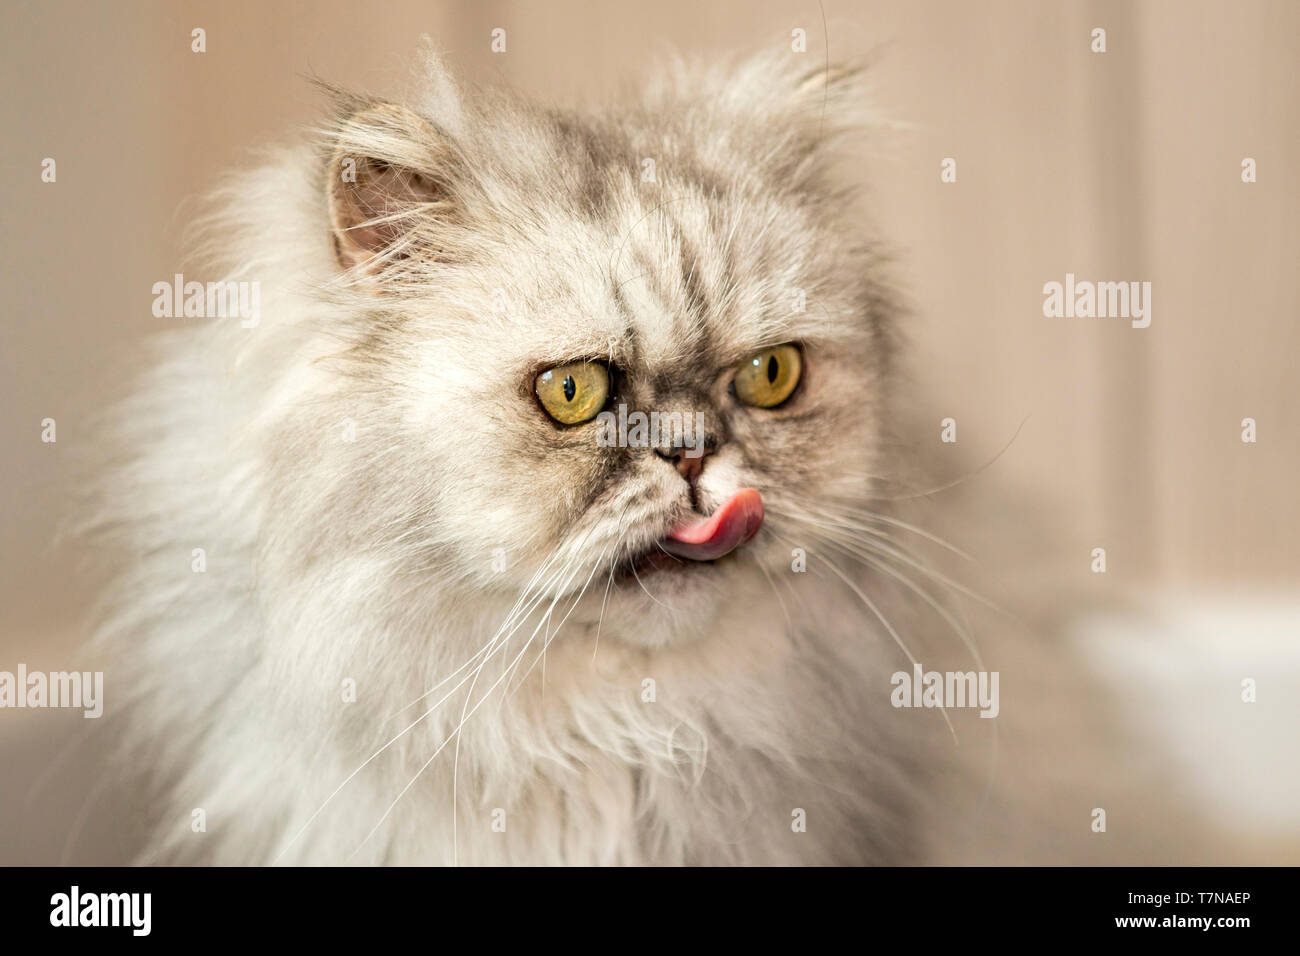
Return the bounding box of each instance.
[89,49,962,865]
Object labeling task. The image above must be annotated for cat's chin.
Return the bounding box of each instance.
[575,546,769,648]
[615,544,699,582]
[613,539,751,587]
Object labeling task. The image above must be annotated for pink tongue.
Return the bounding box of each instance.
[662,489,764,561]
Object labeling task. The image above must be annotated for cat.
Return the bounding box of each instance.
[88,47,1078,866]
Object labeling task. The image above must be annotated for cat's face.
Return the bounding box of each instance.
[315,56,892,647]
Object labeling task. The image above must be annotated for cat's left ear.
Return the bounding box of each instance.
[783,61,879,154]
[720,54,877,187]
[326,102,473,275]
[734,60,870,196]
[792,63,866,112]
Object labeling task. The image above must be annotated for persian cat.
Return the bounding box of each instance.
[91,49,1079,865]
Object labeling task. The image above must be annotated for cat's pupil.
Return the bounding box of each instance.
[563,376,576,401]
[766,355,779,383]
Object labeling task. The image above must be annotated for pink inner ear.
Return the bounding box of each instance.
[661,489,764,561]
[338,163,434,258]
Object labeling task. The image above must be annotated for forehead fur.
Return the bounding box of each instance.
[329,49,890,379]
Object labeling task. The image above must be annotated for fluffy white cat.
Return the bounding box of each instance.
[91,49,1080,865]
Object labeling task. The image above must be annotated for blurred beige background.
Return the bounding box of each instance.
[1,0,1297,863]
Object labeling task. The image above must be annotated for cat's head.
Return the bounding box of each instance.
[279,52,897,649]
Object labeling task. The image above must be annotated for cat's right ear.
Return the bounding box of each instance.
[326,102,469,275]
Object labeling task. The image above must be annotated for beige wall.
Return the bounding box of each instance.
[1,0,1296,861]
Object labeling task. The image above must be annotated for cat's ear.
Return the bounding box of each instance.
[783,60,880,151]
[770,60,881,188]
[791,63,866,113]
[685,53,878,185]
[326,102,468,273]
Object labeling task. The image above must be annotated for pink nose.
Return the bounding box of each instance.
[656,443,713,483]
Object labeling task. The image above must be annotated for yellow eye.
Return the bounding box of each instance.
[733,344,802,408]
[535,361,611,425]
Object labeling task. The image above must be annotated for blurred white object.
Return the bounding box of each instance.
[1072,595,1300,833]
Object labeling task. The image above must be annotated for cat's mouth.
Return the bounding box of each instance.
[617,489,764,581]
